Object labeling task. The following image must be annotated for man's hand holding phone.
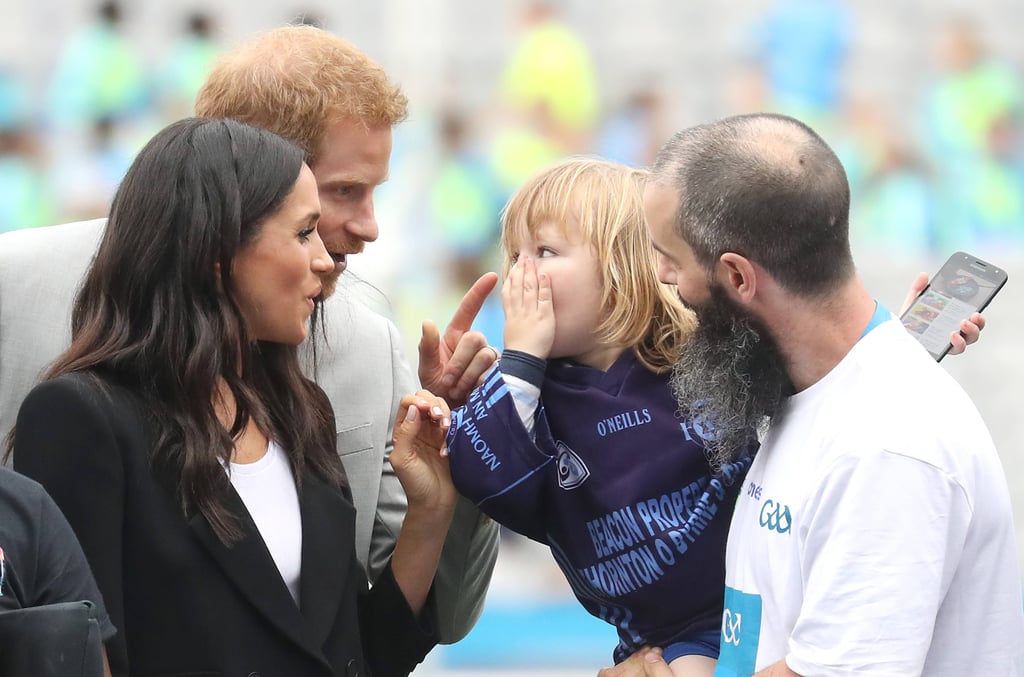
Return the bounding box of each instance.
[901,272,986,357]
[899,252,1006,361]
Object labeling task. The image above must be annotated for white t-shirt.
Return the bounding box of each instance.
[715,318,1024,677]
[229,440,303,604]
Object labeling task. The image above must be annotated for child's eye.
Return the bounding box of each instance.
[538,247,555,258]
[299,228,315,241]
[509,252,520,265]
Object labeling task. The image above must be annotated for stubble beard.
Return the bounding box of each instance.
[320,235,365,300]
[321,268,343,299]
[670,284,792,470]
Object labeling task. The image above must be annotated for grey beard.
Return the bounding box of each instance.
[670,287,792,470]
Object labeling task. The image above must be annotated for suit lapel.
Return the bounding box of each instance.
[297,473,354,648]
[187,483,332,668]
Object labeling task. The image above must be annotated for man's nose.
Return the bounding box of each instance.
[345,199,379,242]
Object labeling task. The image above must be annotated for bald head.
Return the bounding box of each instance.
[650,113,853,297]
[194,25,408,163]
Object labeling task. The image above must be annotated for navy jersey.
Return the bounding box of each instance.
[447,350,753,662]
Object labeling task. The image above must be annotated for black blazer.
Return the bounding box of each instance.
[13,373,437,677]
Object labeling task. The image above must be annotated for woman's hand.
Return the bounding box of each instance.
[388,390,458,615]
[390,390,457,516]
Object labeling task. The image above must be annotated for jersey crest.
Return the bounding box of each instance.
[555,441,590,490]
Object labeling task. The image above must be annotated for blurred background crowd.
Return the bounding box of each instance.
[2,0,1022,673]
[5,0,1024,265]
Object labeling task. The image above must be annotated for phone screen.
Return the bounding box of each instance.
[900,252,1007,360]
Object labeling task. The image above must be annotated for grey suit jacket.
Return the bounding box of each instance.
[0,219,498,643]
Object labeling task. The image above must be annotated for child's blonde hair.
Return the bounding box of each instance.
[500,157,695,373]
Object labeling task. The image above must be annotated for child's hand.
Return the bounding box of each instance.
[502,254,554,359]
[390,390,457,516]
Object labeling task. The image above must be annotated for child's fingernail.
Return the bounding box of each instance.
[405,406,417,422]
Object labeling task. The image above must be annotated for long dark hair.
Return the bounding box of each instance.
[43,117,342,543]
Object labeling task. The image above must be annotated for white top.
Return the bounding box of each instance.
[229,440,303,604]
[715,318,1024,677]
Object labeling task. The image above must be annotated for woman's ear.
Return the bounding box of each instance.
[717,252,758,305]
[213,260,226,293]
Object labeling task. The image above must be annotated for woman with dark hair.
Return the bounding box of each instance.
[11,117,455,677]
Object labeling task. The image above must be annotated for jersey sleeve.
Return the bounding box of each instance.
[446,364,554,543]
[787,448,972,676]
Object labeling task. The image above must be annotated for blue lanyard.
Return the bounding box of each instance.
[859,300,891,340]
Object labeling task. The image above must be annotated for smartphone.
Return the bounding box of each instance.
[900,251,1008,361]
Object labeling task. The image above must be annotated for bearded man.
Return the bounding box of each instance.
[639,112,1024,677]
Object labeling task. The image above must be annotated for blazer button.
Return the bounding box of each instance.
[347,658,359,677]
[247,673,261,677]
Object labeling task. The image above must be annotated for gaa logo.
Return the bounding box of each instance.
[758,499,792,534]
[555,441,590,490]
[722,609,742,647]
